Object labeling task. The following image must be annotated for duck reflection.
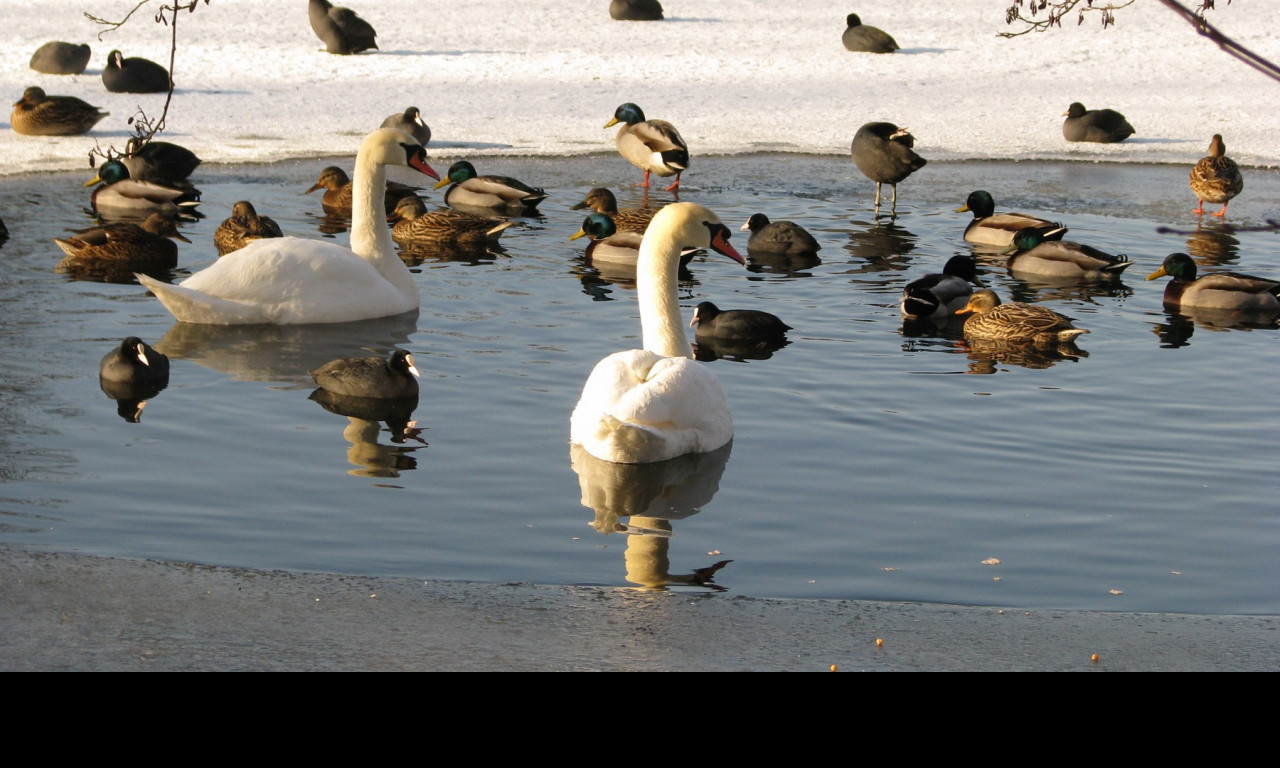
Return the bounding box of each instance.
[99,378,168,423]
[962,337,1087,372]
[1153,307,1280,348]
[844,219,917,267]
[745,248,821,277]
[692,335,790,362]
[1183,222,1242,267]
[397,240,506,267]
[1005,274,1133,304]
[308,389,425,478]
[570,441,734,592]
[311,211,349,236]
[154,312,418,386]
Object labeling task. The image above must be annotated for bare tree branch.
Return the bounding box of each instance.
[84,0,210,167]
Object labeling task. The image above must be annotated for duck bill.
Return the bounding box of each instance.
[83,175,104,188]
[568,229,587,242]
[1145,267,1168,281]
[408,154,441,181]
[432,176,452,191]
[710,228,745,265]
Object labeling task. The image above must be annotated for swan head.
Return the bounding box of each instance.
[367,127,440,181]
[647,202,745,265]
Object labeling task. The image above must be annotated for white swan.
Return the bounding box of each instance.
[571,202,746,464]
[136,128,439,325]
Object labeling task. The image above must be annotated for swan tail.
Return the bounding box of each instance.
[136,273,267,324]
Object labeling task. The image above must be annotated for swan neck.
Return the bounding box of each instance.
[637,227,689,359]
[350,144,414,292]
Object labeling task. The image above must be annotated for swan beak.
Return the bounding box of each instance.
[408,154,441,181]
[710,228,745,265]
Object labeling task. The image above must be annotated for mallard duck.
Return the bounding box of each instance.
[433,160,547,213]
[306,165,421,217]
[841,13,898,53]
[122,138,202,185]
[851,122,927,216]
[11,86,109,136]
[102,50,171,93]
[390,195,514,247]
[1001,227,1133,279]
[571,187,656,233]
[308,0,378,54]
[54,212,189,279]
[85,158,201,219]
[29,41,91,75]
[900,255,983,319]
[690,301,791,341]
[310,350,420,399]
[1145,252,1280,311]
[605,102,689,192]
[215,201,284,256]
[955,289,1089,344]
[610,0,663,21]
[1061,102,1134,143]
[740,213,821,255]
[380,106,430,145]
[1189,134,1243,218]
[957,190,1067,247]
[100,337,170,384]
[570,212,696,271]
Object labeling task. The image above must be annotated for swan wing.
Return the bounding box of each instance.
[571,350,732,464]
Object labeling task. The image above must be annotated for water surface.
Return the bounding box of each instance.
[1,153,1277,615]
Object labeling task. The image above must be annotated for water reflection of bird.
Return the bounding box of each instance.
[1183,223,1241,267]
[845,220,916,266]
[154,311,418,384]
[962,336,1086,373]
[571,441,733,591]
[309,389,424,478]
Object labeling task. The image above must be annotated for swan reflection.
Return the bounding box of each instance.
[154,312,418,386]
[570,441,733,592]
[308,389,426,478]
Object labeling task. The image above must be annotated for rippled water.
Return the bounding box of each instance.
[1,153,1277,615]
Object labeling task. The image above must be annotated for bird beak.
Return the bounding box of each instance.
[433,175,452,190]
[568,229,587,242]
[83,174,103,188]
[1145,267,1168,281]
[710,228,745,265]
[408,154,441,181]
